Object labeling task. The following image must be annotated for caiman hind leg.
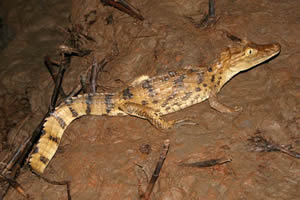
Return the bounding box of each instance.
[118,102,175,130]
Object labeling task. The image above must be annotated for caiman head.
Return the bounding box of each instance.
[216,40,281,85]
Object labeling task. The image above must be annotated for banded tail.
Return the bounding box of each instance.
[29,93,125,174]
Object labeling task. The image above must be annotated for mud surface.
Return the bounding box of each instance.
[1,0,299,199]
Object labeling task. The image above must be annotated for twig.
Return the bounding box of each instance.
[224,31,242,43]
[101,0,144,21]
[1,137,31,175]
[58,44,92,57]
[50,55,66,111]
[140,139,170,200]
[80,75,87,93]
[44,55,67,98]
[90,58,107,94]
[34,172,71,200]
[248,134,300,159]
[178,157,232,168]
[0,174,29,198]
[197,0,218,29]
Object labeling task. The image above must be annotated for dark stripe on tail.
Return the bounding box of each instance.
[50,112,66,129]
[66,99,79,117]
[49,135,60,144]
[40,156,49,164]
[104,94,114,114]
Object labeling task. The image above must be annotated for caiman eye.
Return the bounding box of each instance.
[246,48,254,56]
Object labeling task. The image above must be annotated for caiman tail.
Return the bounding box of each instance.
[29,93,125,174]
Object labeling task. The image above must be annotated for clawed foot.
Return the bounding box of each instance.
[232,105,243,112]
[174,118,199,128]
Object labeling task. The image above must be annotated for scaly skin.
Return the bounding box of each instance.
[29,40,281,174]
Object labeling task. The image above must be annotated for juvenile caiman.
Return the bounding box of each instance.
[29,40,281,174]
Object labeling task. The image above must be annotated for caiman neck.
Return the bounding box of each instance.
[205,61,233,93]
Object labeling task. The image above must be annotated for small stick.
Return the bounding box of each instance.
[101,0,144,21]
[90,58,107,94]
[90,59,98,94]
[65,84,83,101]
[178,157,232,168]
[44,55,67,98]
[208,0,215,18]
[80,75,87,93]
[0,174,29,198]
[34,172,71,200]
[248,134,300,159]
[58,44,92,57]
[197,0,218,29]
[50,55,66,112]
[140,139,170,200]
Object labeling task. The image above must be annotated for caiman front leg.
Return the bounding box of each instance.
[118,102,175,130]
[208,89,242,113]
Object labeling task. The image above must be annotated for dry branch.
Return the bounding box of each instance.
[140,139,170,200]
[178,157,232,168]
[248,134,300,159]
[101,0,144,21]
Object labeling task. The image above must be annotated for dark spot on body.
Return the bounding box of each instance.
[161,93,177,107]
[49,135,60,144]
[40,156,49,164]
[165,106,171,111]
[104,94,114,113]
[142,80,156,97]
[33,147,39,154]
[51,112,66,129]
[123,88,133,100]
[65,99,78,117]
[197,72,204,84]
[182,92,192,101]
[217,80,220,86]
[142,80,151,89]
[211,75,215,82]
[160,75,169,81]
[68,106,78,117]
[203,83,207,87]
[141,100,148,105]
[86,94,93,114]
[218,76,222,80]
[168,71,176,77]
[195,87,201,92]
[173,102,181,107]
[174,75,185,87]
[208,67,212,72]
[41,129,46,137]
[188,68,199,73]
[152,100,159,104]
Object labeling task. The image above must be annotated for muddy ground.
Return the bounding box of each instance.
[0,0,299,199]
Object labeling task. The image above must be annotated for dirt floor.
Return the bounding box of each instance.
[0,0,299,199]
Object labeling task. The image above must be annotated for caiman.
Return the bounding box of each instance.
[29,40,281,174]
